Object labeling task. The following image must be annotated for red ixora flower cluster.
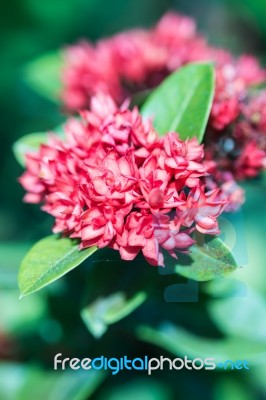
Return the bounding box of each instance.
[61,12,266,202]
[19,94,227,267]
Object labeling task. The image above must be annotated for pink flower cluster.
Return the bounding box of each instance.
[62,13,265,130]
[60,12,266,208]
[204,89,266,185]
[19,95,227,266]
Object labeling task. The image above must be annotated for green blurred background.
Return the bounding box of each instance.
[0,0,266,399]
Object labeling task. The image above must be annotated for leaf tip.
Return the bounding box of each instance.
[19,293,25,300]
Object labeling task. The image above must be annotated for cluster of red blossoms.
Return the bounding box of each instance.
[61,12,266,204]
[19,94,227,266]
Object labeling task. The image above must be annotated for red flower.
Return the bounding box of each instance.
[176,186,227,235]
[235,142,265,179]
[62,41,121,110]
[19,94,226,267]
[210,98,240,131]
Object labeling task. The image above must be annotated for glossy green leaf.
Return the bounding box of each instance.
[24,51,64,103]
[137,323,266,364]
[164,233,237,281]
[81,291,146,338]
[19,235,97,297]
[13,123,65,167]
[141,63,215,141]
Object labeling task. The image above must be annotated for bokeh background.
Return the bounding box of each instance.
[0,0,266,399]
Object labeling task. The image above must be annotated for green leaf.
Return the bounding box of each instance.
[163,233,237,281]
[24,51,63,103]
[81,291,146,338]
[141,63,215,141]
[137,323,266,365]
[13,123,65,167]
[19,235,97,297]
